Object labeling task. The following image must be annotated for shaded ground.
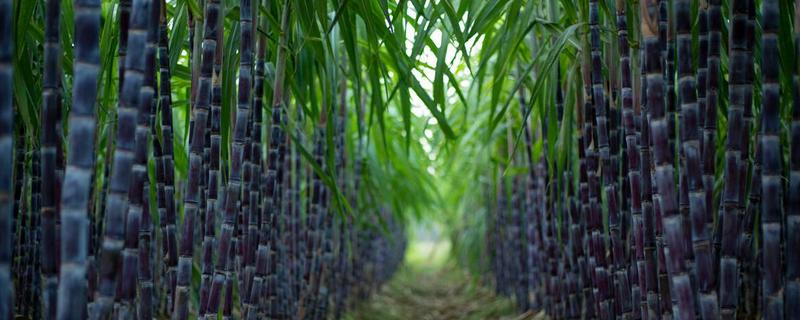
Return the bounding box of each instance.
[344,264,546,320]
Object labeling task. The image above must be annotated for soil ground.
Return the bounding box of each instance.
[344,263,546,320]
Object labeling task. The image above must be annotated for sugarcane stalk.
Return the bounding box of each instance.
[788,2,800,317]
[119,0,131,93]
[538,82,554,315]
[206,0,253,316]
[27,150,41,319]
[659,0,675,169]
[0,0,11,308]
[691,3,719,318]
[588,2,615,318]
[10,139,25,317]
[141,3,160,311]
[619,3,647,319]
[784,5,800,315]
[517,69,543,311]
[612,2,635,317]
[642,1,695,317]
[735,1,759,318]
[56,0,102,318]
[704,0,721,275]
[759,1,784,317]
[565,164,582,318]
[697,1,708,161]
[138,180,154,320]
[156,2,178,314]
[674,0,716,318]
[244,2,268,316]
[174,0,219,318]
[240,0,259,312]
[512,174,526,312]
[260,1,290,317]
[119,0,159,314]
[40,0,61,317]
[718,0,748,317]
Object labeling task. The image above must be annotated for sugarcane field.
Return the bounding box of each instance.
[2,0,800,319]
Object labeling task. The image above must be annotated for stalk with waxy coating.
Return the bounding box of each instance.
[138,180,154,320]
[174,0,219,318]
[198,70,220,317]
[290,119,304,313]
[718,0,748,317]
[760,1,784,317]
[156,3,179,313]
[95,0,151,316]
[56,0,102,318]
[518,78,542,310]
[589,0,617,317]
[144,37,158,300]
[636,44,659,319]
[676,0,716,317]
[303,121,329,318]
[642,1,695,318]
[564,166,581,318]
[695,2,721,317]
[697,0,708,167]
[583,91,606,318]
[8,128,22,318]
[119,0,131,91]
[788,2,800,317]
[610,2,634,317]
[577,132,593,319]
[578,65,598,316]
[119,0,160,314]
[179,0,219,319]
[40,0,61,317]
[618,1,647,318]
[660,2,675,171]
[736,2,758,315]
[240,0,260,311]
[511,174,526,312]
[704,0,720,270]
[199,15,224,318]
[0,0,11,315]
[264,2,291,317]
[295,109,309,307]
[17,149,40,318]
[244,4,269,317]
[737,147,759,318]
[228,0,253,312]
[275,127,293,317]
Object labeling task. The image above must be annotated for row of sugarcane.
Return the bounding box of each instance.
[0,0,407,319]
[488,0,800,319]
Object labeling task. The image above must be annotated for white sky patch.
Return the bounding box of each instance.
[424,129,434,139]
[427,165,436,175]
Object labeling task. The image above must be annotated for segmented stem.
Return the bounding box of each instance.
[40,0,62,317]
[57,0,102,318]
[760,1,784,318]
[0,0,13,316]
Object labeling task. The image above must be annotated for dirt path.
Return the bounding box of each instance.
[345,265,546,320]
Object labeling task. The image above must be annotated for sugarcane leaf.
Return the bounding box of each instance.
[503,23,580,152]
[433,29,449,111]
[169,2,189,72]
[180,0,203,21]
